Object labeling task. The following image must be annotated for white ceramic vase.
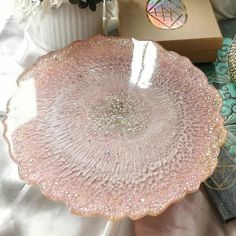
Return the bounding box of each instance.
[27,2,104,51]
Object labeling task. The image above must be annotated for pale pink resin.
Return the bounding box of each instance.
[3,36,226,220]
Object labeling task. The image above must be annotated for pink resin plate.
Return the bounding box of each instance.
[3,36,226,220]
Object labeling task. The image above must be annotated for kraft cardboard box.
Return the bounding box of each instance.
[118,0,223,63]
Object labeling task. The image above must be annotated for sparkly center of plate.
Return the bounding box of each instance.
[89,93,149,136]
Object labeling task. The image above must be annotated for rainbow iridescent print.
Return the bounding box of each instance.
[146,0,187,30]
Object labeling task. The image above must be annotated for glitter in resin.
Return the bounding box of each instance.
[89,93,149,136]
[146,0,187,30]
[3,35,226,221]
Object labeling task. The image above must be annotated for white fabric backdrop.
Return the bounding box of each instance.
[211,0,236,21]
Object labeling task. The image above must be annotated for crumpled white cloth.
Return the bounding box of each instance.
[211,0,236,21]
[0,1,133,236]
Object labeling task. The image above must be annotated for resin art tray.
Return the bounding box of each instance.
[3,36,226,220]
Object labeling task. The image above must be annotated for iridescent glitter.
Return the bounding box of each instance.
[146,0,187,30]
[89,93,148,136]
